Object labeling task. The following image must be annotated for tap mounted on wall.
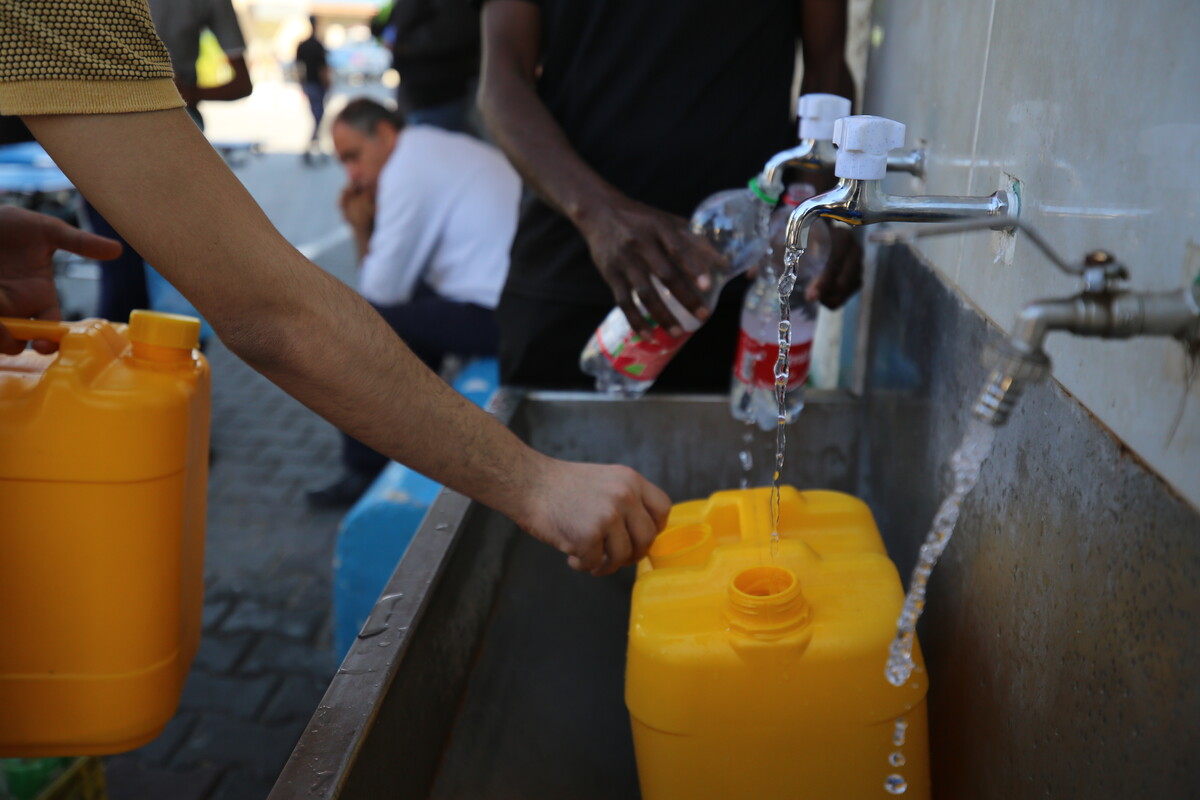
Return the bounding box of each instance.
[872,218,1200,426]
[975,250,1200,426]
[785,115,1016,255]
[759,99,926,201]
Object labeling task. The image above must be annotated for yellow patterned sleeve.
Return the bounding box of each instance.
[0,0,184,115]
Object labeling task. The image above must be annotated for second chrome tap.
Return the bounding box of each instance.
[785,115,1016,254]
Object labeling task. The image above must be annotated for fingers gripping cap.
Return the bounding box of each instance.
[798,94,852,141]
[833,115,906,180]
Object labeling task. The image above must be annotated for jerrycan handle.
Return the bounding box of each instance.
[0,317,69,343]
[2,313,200,361]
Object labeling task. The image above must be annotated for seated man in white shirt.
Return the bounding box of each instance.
[307,97,521,508]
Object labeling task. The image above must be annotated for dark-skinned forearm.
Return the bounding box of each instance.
[478,5,623,231]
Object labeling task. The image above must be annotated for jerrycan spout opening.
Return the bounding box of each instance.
[648,523,715,569]
[727,566,810,635]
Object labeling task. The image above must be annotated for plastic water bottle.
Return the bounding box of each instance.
[729,184,831,430]
[581,178,777,396]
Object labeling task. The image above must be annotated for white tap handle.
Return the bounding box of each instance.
[832,115,906,180]
[798,94,853,141]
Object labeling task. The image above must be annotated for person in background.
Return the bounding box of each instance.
[79,0,253,326]
[295,15,331,164]
[478,0,856,390]
[372,0,483,136]
[148,0,253,128]
[0,0,667,578]
[307,98,520,507]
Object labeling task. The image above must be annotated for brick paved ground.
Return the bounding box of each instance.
[99,152,359,800]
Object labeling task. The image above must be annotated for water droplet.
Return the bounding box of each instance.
[739,450,753,471]
[889,752,906,767]
[892,717,908,746]
[884,775,907,794]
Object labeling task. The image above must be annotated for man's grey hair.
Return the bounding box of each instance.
[333,98,405,137]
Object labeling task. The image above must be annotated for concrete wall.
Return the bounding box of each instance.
[863,0,1200,509]
[861,243,1200,799]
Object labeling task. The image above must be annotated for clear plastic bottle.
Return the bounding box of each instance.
[580,178,777,396]
[729,184,831,430]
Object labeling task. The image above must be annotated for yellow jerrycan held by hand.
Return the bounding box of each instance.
[0,312,210,756]
[627,487,931,799]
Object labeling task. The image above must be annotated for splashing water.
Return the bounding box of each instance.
[883,717,909,793]
[738,448,754,471]
[892,717,907,747]
[738,425,754,490]
[885,419,997,686]
[768,246,803,555]
[741,207,770,497]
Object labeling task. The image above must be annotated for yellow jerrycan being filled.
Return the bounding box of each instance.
[0,312,210,756]
[627,487,931,799]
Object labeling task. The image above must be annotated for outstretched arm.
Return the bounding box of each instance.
[22,108,669,575]
[478,0,724,338]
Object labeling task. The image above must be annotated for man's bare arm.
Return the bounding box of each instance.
[798,0,855,101]
[798,0,861,308]
[23,108,668,575]
[478,0,723,337]
[192,54,253,102]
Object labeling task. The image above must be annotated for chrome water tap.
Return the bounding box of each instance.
[873,218,1200,426]
[785,115,1015,255]
[759,101,926,200]
[976,257,1200,426]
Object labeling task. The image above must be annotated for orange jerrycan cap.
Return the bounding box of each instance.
[129,310,201,361]
[727,566,811,636]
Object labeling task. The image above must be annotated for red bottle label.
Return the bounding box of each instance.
[597,325,693,381]
[733,330,811,391]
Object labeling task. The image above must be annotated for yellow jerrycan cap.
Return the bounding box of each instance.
[129,310,201,357]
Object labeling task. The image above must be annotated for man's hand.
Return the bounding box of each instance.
[339,184,375,237]
[805,224,863,310]
[0,207,121,355]
[521,459,671,577]
[579,197,725,339]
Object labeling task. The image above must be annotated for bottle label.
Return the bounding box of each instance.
[596,320,692,381]
[733,330,811,391]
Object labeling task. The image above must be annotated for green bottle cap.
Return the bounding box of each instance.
[748,176,780,205]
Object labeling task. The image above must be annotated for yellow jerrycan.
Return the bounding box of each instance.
[0,312,210,756]
[627,487,930,799]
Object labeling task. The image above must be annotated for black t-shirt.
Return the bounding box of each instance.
[388,0,481,109]
[498,0,802,306]
[295,37,327,85]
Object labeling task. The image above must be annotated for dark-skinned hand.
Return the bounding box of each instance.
[580,197,726,338]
